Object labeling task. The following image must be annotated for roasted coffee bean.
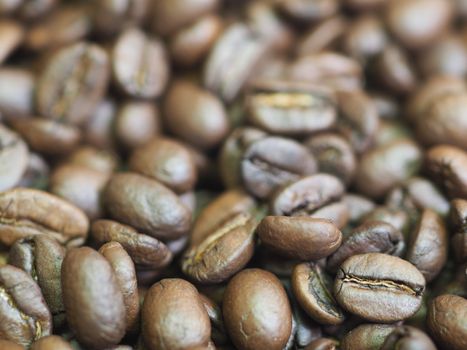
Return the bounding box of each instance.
[304,338,338,350]
[0,20,23,64]
[327,221,404,273]
[427,294,467,350]
[425,145,467,198]
[246,80,336,136]
[8,235,66,327]
[223,269,292,350]
[342,194,376,225]
[258,216,342,261]
[62,247,126,349]
[335,253,425,322]
[340,324,397,350]
[0,265,52,347]
[292,262,345,326]
[142,278,211,350]
[36,42,109,125]
[182,212,257,284]
[0,124,28,191]
[103,172,191,241]
[17,153,49,189]
[380,325,436,350]
[129,137,197,193]
[0,67,34,118]
[199,294,228,346]
[68,146,118,174]
[163,80,228,150]
[450,199,467,262]
[363,206,411,237]
[111,27,169,99]
[0,188,89,247]
[30,335,73,350]
[406,209,447,282]
[241,136,317,199]
[291,300,323,348]
[0,339,24,350]
[83,98,117,150]
[91,219,172,270]
[297,16,346,56]
[17,0,58,20]
[278,0,338,23]
[99,242,139,333]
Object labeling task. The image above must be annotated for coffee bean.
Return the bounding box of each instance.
[83,98,117,150]
[246,80,336,136]
[62,247,126,349]
[142,278,211,350]
[292,262,345,326]
[427,294,467,350]
[68,146,118,174]
[0,265,52,347]
[0,124,28,191]
[36,42,110,125]
[340,324,396,350]
[181,212,257,284]
[103,172,191,240]
[363,206,411,237]
[223,268,292,350]
[449,199,467,262]
[304,338,339,350]
[0,67,34,118]
[16,153,49,189]
[0,188,89,247]
[297,16,346,56]
[342,194,375,225]
[278,0,338,22]
[91,219,172,270]
[0,339,24,350]
[199,293,228,346]
[334,253,425,322]
[258,216,342,260]
[380,325,436,350]
[30,335,73,350]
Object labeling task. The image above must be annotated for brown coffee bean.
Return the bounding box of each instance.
[16,153,49,189]
[103,172,191,240]
[0,339,24,350]
[163,80,229,150]
[406,209,447,282]
[0,124,28,191]
[278,0,338,22]
[327,221,405,273]
[82,98,117,150]
[142,278,211,350]
[0,19,23,64]
[62,247,126,349]
[111,27,169,99]
[0,67,34,118]
[363,206,411,237]
[246,80,337,136]
[223,269,292,350]
[0,265,52,347]
[30,336,73,350]
[258,216,342,260]
[297,16,346,56]
[36,42,110,125]
[427,294,467,350]
[199,294,228,346]
[99,242,139,333]
[450,199,467,262]
[342,194,376,224]
[182,213,257,284]
[0,188,89,247]
[91,219,172,270]
[425,145,467,198]
[380,325,436,350]
[68,146,118,174]
[241,136,317,199]
[340,324,397,350]
[8,235,66,327]
[335,253,426,322]
[292,262,345,326]
[304,338,338,350]
[129,137,197,193]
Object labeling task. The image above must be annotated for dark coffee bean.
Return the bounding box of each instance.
[0,19,23,64]
[278,0,338,22]
[380,325,436,350]
[142,278,211,350]
[327,221,404,273]
[335,253,425,322]
[0,188,89,247]
[103,172,191,240]
[182,212,256,284]
[292,262,345,326]
[99,242,139,333]
[62,247,126,349]
[246,80,336,136]
[0,67,34,118]
[340,324,396,350]
[0,265,52,347]
[258,216,342,261]
[304,338,338,350]
[0,124,28,191]
[91,219,172,270]
[8,235,66,327]
[129,137,197,193]
[241,136,317,199]
[406,209,447,282]
[425,145,467,198]
[111,27,169,99]
[305,133,356,185]
[30,335,73,350]
[36,42,109,125]
[427,294,467,350]
[223,269,292,350]
[297,16,346,56]
[163,80,228,150]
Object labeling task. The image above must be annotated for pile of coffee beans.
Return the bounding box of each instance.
[1,0,467,349]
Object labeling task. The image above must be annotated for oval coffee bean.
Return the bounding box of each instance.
[142,278,211,350]
[103,172,191,240]
[91,219,172,270]
[334,253,426,322]
[0,188,89,247]
[340,324,396,350]
[380,325,436,350]
[30,335,73,350]
[427,294,467,350]
[181,213,257,284]
[0,124,28,191]
[0,265,52,347]
[292,262,345,326]
[258,216,342,261]
[0,339,24,350]
[223,269,292,350]
[62,247,126,349]
[304,338,339,350]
